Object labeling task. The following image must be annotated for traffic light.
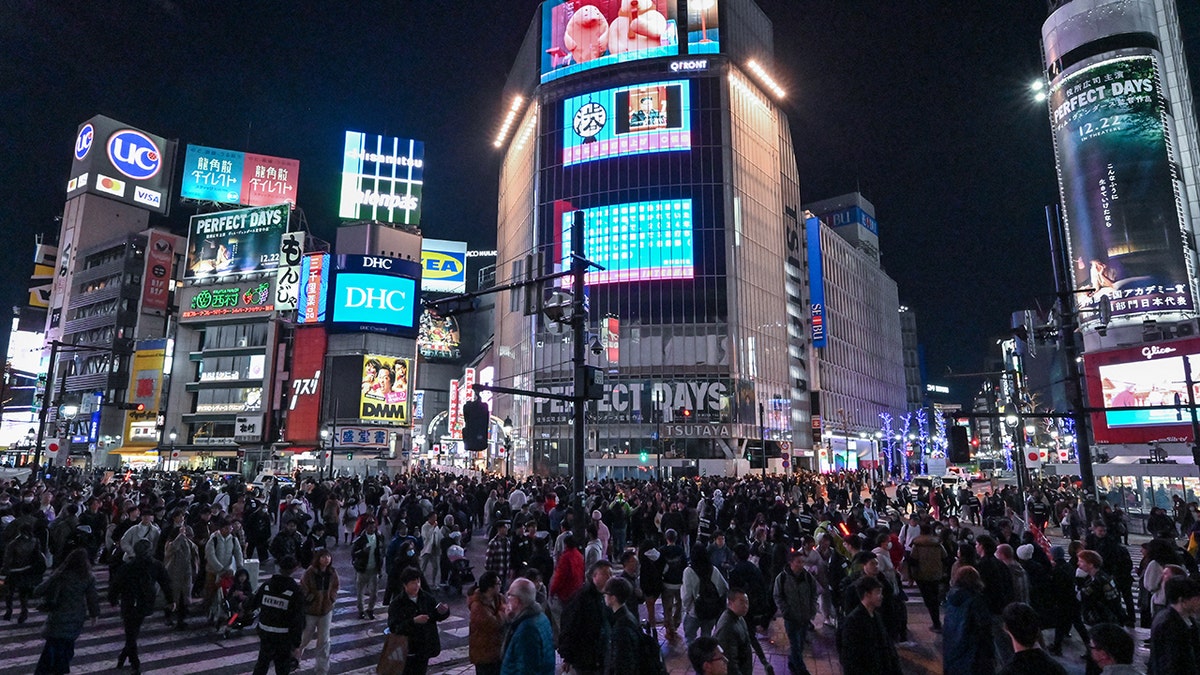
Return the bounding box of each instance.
[677,407,692,420]
[346,453,354,461]
[116,402,145,411]
[639,451,649,463]
[948,426,971,463]
[462,400,490,451]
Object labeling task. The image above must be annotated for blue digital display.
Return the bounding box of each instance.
[563,199,694,285]
[330,272,418,330]
[563,80,691,166]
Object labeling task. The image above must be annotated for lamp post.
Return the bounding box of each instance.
[167,427,177,469]
[321,427,332,480]
[873,431,883,485]
[502,416,513,477]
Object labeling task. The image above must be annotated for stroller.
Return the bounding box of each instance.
[445,545,475,596]
[211,569,258,638]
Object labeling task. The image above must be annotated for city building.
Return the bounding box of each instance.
[899,306,924,411]
[491,0,813,477]
[0,237,57,461]
[804,193,908,473]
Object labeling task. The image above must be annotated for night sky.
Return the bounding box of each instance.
[0,1,1083,399]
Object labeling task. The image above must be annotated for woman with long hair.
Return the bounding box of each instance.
[298,548,339,675]
[33,548,100,675]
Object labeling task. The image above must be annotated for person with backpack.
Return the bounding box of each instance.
[715,588,770,675]
[774,549,817,675]
[682,544,729,645]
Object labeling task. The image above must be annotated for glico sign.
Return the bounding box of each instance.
[1083,335,1200,445]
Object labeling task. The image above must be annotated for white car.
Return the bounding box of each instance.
[249,472,294,497]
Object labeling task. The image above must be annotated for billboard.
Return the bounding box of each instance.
[1049,53,1195,322]
[563,80,691,165]
[339,131,424,225]
[534,377,730,424]
[360,354,412,425]
[541,0,680,83]
[420,239,468,293]
[180,144,300,207]
[141,232,176,315]
[561,199,693,284]
[328,255,421,335]
[298,253,329,324]
[418,311,461,360]
[807,216,827,348]
[178,278,275,321]
[66,115,178,215]
[687,0,719,54]
[275,231,304,311]
[284,326,326,444]
[185,203,290,279]
[1084,335,1200,444]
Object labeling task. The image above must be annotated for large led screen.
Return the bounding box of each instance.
[1050,54,1195,322]
[541,0,680,84]
[563,80,690,166]
[562,199,693,285]
[687,0,719,54]
[360,354,411,424]
[328,255,422,335]
[1084,336,1200,444]
[339,131,424,225]
[185,204,289,279]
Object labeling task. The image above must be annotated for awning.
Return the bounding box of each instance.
[109,446,161,457]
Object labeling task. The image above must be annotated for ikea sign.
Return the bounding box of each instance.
[420,238,467,293]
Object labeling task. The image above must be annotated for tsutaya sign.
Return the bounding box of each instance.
[663,423,733,438]
[533,378,731,424]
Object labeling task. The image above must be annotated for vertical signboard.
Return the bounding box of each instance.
[141,232,175,315]
[1049,53,1195,322]
[448,379,461,437]
[602,316,620,363]
[806,216,827,348]
[275,231,303,311]
[360,354,411,425]
[298,253,329,324]
[285,326,327,444]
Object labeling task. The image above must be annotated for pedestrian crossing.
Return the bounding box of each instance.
[0,567,470,674]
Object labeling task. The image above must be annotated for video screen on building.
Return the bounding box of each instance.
[541,0,680,83]
[563,80,690,166]
[360,354,411,424]
[339,131,424,225]
[1050,53,1195,322]
[185,204,289,279]
[327,255,422,335]
[687,0,719,53]
[562,199,694,285]
[1084,336,1200,444]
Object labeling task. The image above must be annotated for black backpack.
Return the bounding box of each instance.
[639,624,668,675]
[693,568,724,621]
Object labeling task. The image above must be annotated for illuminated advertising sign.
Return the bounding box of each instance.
[562,199,693,284]
[601,316,620,363]
[534,377,730,424]
[807,216,827,348]
[298,253,329,324]
[687,0,719,54]
[195,388,263,413]
[418,311,461,360]
[275,231,304,311]
[285,326,326,444]
[141,232,175,315]
[329,255,421,334]
[420,239,468,293]
[178,279,274,321]
[1050,54,1195,322]
[563,80,690,165]
[361,355,411,425]
[822,206,879,235]
[124,340,167,445]
[339,131,424,225]
[541,0,680,83]
[180,145,301,207]
[67,115,178,215]
[1084,335,1200,445]
[337,426,392,448]
[448,379,461,436]
[185,203,289,279]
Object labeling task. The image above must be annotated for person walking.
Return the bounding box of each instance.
[247,555,306,675]
[204,517,244,615]
[501,577,555,675]
[942,566,995,675]
[387,566,451,675]
[682,545,729,644]
[603,576,643,675]
[163,525,199,630]
[469,571,505,675]
[298,548,339,675]
[908,522,946,631]
[998,603,1068,675]
[548,534,585,638]
[838,575,902,674]
[660,528,688,640]
[485,520,513,589]
[109,539,173,674]
[351,516,385,620]
[3,521,44,624]
[773,549,818,675]
[559,560,614,675]
[714,588,758,675]
[32,548,100,675]
[1148,577,1200,675]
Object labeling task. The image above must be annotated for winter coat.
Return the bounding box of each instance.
[164,535,198,596]
[299,565,339,616]
[387,588,450,659]
[205,532,243,577]
[549,547,585,602]
[772,565,817,626]
[942,586,995,675]
[352,531,385,573]
[603,605,641,675]
[501,606,555,675]
[839,605,902,674]
[559,583,610,670]
[34,571,100,640]
[714,608,754,675]
[469,589,505,665]
[908,534,946,582]
[110,554,172,618]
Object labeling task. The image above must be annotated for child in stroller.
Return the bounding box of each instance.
[446,544,475,596]
[214,568,257,637]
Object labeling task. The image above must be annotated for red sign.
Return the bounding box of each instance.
[141,232,174,314]
[448,380,461,437]
[241,153,300,207]
[1083,334,1200,445]
[284,326,327,444]
[603,316,620,364]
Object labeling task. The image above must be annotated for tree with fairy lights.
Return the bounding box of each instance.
[899,412,914,480]
[916,408,930,475]
[878,412,895,479]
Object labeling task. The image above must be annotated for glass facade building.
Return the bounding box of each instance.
[494,0,812,475]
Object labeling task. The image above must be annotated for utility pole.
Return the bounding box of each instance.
[570,210,588,542]
[31,340,61,469]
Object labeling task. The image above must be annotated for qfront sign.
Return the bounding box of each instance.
[67,115,178,215]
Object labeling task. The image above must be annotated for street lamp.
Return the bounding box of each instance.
[502,416,514,477]
[167,427,177,468]
[321,427,331,480]
[872,431,883,485]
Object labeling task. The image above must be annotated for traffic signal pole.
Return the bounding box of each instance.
[31,340,61,469]
[570,210,589,543]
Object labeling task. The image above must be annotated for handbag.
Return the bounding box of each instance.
[376,632,408,675]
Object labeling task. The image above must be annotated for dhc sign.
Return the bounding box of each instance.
[331,272,417,330]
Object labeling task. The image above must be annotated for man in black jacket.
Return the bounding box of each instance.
[246,555,305,675]
[838,576,901,674]
[603,576,642,675]
[269,519,303,573]
[975,534,1015,664]
[560,560,614,675]
[998,602,1067,675]
[387,566,450,675]
[1149,577,1200,675]
[110,539,172,674]
[351,516,385,620]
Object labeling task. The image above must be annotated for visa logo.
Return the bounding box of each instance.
[422,251,463,279]
[134,186,161,208]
